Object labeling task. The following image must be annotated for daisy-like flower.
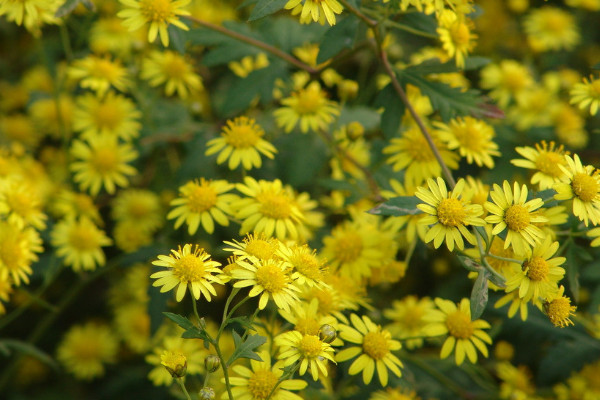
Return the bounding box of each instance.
[29,94,75,139]
[114,303,150,354]
[151,244,223,302]
[278,297,339,337]
[543,285,576,328]
[511,141,569,190]
[553,154,600,226]
[485,181,548,256]
[228,351,307,400]
[504,237,566,303]
[416,177,486,252]
[274,81,340,134]
[205,116,277,170]
[0,0,61,35]
[384,296,436,350]
[570,75,600,116]
[167,178,237,235]
[51,189,102,224]
[523,6,580,52]
[423,298,492,366]
[89,17,138,58]
[73,91,142,142]
[56,322,118,381]
[383,126,459,186]
[284,0,343,26]
[233,177,306,241]
[140,50,202,99]
[276,330,336,381]
[0,179,47,230]
[436,10,477,68]
[435,117,500,168]
[277,242,328,288]
[51,217,112,272]
[111,189,163,233]
[70,134,138,196]
[117,0,191,47]
[480,60,535,108]
[0,221,43,286]
[146,333,207,386]
[231,257,301,312]
[68,55,131,97]
[336,314,403,386]
[223,233,281,263]
[160,350,187,378]
[494,291,530,321]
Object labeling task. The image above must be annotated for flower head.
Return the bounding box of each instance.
[570,75,600,116]
[277,242,328,288]
[0,220,43,286]
[554,154,600,226]
[480,60,534,108]
[384,296,436,350]
[146,333,207,386]
[435,117,500,168]
[141,50,203,99]
[284,0,344,26]
[223,233,281,263]
[437,10,477,68]
[112,189,163,232]
[0,179,47,230]
[523,6,580,52]
[276,330,336,381]
[68,55,131,97]
[543,285,576,328]
[512,141,569,190]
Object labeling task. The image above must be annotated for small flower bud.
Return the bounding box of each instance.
[318,324,337,344]
[337,79,359,101]
[161,350,187,378]
[199,387,215,400]
[204,354,220,373]
[346,122,365,140]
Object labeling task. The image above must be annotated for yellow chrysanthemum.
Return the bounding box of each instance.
[278,297,339,337]
[50,189,102,224]
[229,53,269,78]
[68,55,131,97]
[274,81,340,133]
[370,387,421,400]
[151,244,223,302]
[146,333,207,386]
[277,242,327,288]
[51,217,112,272]
[90,17,138,57]
[70,134,138,196]
[114,303,150,353]
[0,114,41,148]
[28,94,75,138]
[543,285,576,328]
[167,178,236,235]
[495,290,530,321]
[553,154,600,227]
[140,50,202,99]
[480,60,535,108]
[523,6,580,52]
[0,220,43,286]
[485,181,548,256]
[276,330,336,381]
[336,314,403,386]
[511,141,568,190]
[113,221,153,253]
[0,0,61,35]
[570,75,600,116]
[0,179,47,230]
[284,0,343,26]
[384,296,436,350]
[56,322,118,381]
[223,233,281,263]
[205,117,277,170]
[111,189,163,232]
[416,177,485,251]
[435,117,500,168]
[117,0,191,47]
[424,298,492,365]
[496,362,537,399]
[436,10,477,68]
[73,91,141,142]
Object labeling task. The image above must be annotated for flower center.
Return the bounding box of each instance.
[571,173,599,202]
[127,197,154,218]
[68,224,100,251]
[255,262,287,293]
[504,69,528,92]
[334,232,363,263]
[244,239,277,260]
[504,204,530,231]
[93,102,122,130]
[445,311,474,339]
[187,184,217,213]
[161,350,186,370]
[257,192,292,219]
[0,237,24,271]
[524,256,549,281]
[298,335,323,358]
[73,339,102,361]
[437,198,466,227]
[545,297,574,327]
[403,307,425,330]
[248,369,278,399]
[164,55,188,79]
[91,146,119,173]
[406,134,436,162]
[544,12,568,33]
[91,58,121,81]
[140,0,174,22]
[455,122,484,150]
[294,317,321,336]
[291,252,322,280]
[362,331,389,360]
[5,190,34,217]
[311,288,336,315]
[224,120,262,148]
[172,254,206,283]
[450,22,471,46]
[535,151,565,178]
[294,86,323,114]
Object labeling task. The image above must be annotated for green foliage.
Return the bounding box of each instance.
[317,16,360,64]
[248,0,288,21]
[226,333,267,366]
[369,196,422,216]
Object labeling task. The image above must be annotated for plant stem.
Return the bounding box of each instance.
[474,229,506,287]
[264,363,301,400]
[384,19,438,38]
[214,339,235,400]
[177,378,192,400]
[338,0,377,27]
[485,253,523,265]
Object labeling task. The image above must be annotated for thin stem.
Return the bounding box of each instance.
[185,16,318,74]
[338,0,377,27]
[177,378,192,400]
[203,370,211,388]
[241,308,261,341]
[404,238,418,264]
[217,288,239,339]
[474,230,506,287]
[59,22,73,62]
[214,340,235,400]
[264,363,301,400]
[486,253,523,265]
[384,20,438,39]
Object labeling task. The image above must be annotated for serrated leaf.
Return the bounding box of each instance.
[0,340,58,370]
[248,0,288,21]
[226,332,267,366]
[163,312,195,331]
[181,326,210,342]
[317,16,359,64]
[368,196,422,216]
[470,269,489,319]
[375,85,404,139]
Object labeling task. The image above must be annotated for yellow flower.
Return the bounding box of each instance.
[73,91,141,142]
[68,55,131,97]
[160,350,187,378]
[0,0,61,35]
[56,322,118,381]
[228,351,307,400]
[277,242,327,288]
[523,6,580,52]
[570,75,600,116]
[0,114,41,148]
[511,141,568,190]
[435,117,500,168]
[370,387,421,400]
[495,290,529,321]
[114,303,150,353]
[146,333,207,386]
[416,177,485,251]
[141,50,202,99]
[167,178,236,235]
[0,179,47,230]
[90,17,138,57]
[553,154,600,227]
[223,233,281,263]
[29,94,75,138]
[117,0,191,47]
[151,244,223,302]
[543,285,576,328]
[485,181,547,256]
[274,81,340,133]
[276,330,336,381]
[111,189,163,232]
[480,60,535,108]
[336,314,403,386]
[228,53,270,78]
[284,0,344,26]
[496,362,536,399]
[504,237,566,303]
[113,221,153,253]
[436,11,477,68]
[50,189,102,224]
[384,296,436,350]
[51,217,112,272]
[70,134,138,196]
[205,117,277,170]
[0,220,43,286]
[278,297,339,337]
[424,298,492,365]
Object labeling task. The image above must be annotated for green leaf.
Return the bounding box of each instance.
[317,16,360,64]
[373,84,404,139]
[566,244,582,303]
[473,226,490,251]
[470,269,489,319]
[169,25,187,54]
[368,196,422,216]
[226,332,267,366]
[458,256,481,273]
[163,312,195,331]
[227,316,257,332]
[55,0,94,17]
[593,62,600,70]
[248,0,288,21]
[0,340,58,370]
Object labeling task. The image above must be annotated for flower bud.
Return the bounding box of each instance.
[346,122,364,140]
[337,79,359,101]
[199,387,215,400]
[161,350,187,378]
[204,354,220,373]
[318,324,337,344]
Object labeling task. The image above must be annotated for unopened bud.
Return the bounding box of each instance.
[346,122,364,140]
[318,324,337,344]
[337,79,359,101]
[204,354,220,373]
[199,387,215,400]
[161,350,187,378]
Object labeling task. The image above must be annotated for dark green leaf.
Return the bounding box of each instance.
[163,312,195,331]
[202,44,259,67]
[227,316,257,332]
[566,245,581,303]
[238,0,258,9]
[593,62,600,70]
[317,16,360,64]
[169,26,187,54]
[538,340,600,385]
[470,269,489,319]
[181,326,210,342]
[226,332,267,366]
[248,0,288,21]
[374,84,404,139]
[368,196,422,216]
[0,340,58,370]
